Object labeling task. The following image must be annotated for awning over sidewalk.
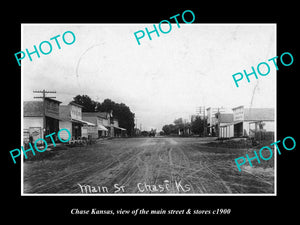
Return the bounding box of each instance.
[69,118,86,124]
[84,121,96,126]
[64,118,96,126]
[98,124,108,131]
[71,118,96,126]
[113,125,126,131]
[80,120,97,126]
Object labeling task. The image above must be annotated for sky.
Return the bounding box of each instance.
[22,24,276,131]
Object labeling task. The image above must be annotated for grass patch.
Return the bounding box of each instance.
[23,144,69,162]
[203,137,275,169]
[205,139,252,149]
[23,150,60,161]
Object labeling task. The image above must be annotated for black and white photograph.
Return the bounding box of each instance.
[21,23,276,195]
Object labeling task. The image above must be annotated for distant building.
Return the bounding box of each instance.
[215,113,234,138]
[233,106,275,137]
[82,112,109,138]
[219,106,275,138]
[82,112,126,138]
[23,98,61,144]
[59,102,97,140]
[206,107,232,136]
[113,119,127,137]
[134,128,141,136]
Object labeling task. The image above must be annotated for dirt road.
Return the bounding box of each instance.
[23,137,274,194]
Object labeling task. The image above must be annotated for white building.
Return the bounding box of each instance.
[216,113,234,138]
[206,107,232,136]
[23,98,61,144]
[219,106,275,138]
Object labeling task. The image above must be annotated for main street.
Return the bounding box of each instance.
[23,137,274,194]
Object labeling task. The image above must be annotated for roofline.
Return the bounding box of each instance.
[232,105,244,110]
[244,108,275,110]
[244,119,274,121]
[24,115,43,117]
[69,101,84,108]
[44,97,62,104]
[232,106,275,110]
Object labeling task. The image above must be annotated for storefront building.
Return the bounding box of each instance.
[82,112,109,138]
[219,106,275,138]
[23,97,61,144]
[206,107,232,136]
[59,102,96,141]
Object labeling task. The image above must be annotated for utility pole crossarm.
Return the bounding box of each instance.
[32,89,56,139]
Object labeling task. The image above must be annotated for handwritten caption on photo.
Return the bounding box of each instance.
[77,179,191,194]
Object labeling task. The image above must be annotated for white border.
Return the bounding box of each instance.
[21,23,277,196]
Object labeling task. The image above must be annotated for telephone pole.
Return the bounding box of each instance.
[203,106,207,137]
[33,90,56,138]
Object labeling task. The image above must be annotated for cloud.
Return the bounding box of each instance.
[22,24,276,131]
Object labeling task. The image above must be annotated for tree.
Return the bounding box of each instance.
[95,99,115,112]
[96,99,135,136]
[72,95,135,136]
[174,118,186,135]
[162,125,171,135]
[191,116,205,136]
[174,118,184,129]
[159,131,165,136]
[72,95,97,112]
[162,124,177,135]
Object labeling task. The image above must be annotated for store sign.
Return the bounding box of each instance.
[71,105,82,120]
[45,100,60,118]
[234,112,244,121]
